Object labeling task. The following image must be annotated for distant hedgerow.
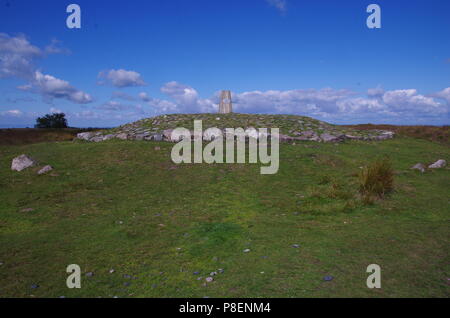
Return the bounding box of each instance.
[358,157,394,200]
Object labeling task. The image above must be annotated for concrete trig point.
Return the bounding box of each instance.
[219,90,232,113]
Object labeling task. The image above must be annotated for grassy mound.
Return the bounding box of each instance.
[106,113,389,139]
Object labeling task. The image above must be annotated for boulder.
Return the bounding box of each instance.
[428,159,446,169]
[102,134,115,141]
[163,129,173,141]
[411,163,426,173]
[320,133,345,142]
[11,154,37,171]
[150,134,163,141]
[77,132,95,141]
[37,165,53,175]
[90,136,104,142]
[115,133,128,140]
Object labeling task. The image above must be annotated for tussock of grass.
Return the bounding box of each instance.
[358,158,394,199]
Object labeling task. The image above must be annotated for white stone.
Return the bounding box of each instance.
[76,132,94,140]
[37,165,53,175]
[428,159,446,169]
[11,154,37,171]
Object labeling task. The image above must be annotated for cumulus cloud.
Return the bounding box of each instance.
[98,69,146,88]
[0,33,92,104]
[232,88,354,115]
[0,33,42,79]
[266,0,287,13]
[20,71,92,104]
[160,81,216,113]
[382,89,443,113]
[434,87,450,104]
[367,86,385,97]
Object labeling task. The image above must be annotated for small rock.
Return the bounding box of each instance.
[109,269,115,274]
[210,271,218,276]
[218,269,224,274]
[11,154,37,171]
[20,208,35,213]
[243,249,251,253]
[292,244,300,248]
[31,284,39,289]
[37,165,53,175]
[323,275,334,281]
[205,277,214,283]
[85,272,94,277]
[428,159,446,169]
[123,274,132,279]
[411,163,426,173]
[193,271,200,275]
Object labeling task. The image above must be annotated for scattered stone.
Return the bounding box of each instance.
[243,249,251,253]
[85,272,94,277]
[76,132,95,140]
[20,208,35,213]
[11,154,37,171]
[292,244,300,248]
[193,271,200,275]
[109,269,115,274]
[123,274,132,279]
[323,275,334,282]
[210,272,218,276]
[37,165,53,175]
[218,269,224,274]
[31,284,39,289]
[102,134,115,141]
[428,159,446,169]
[115,133,128,140]
[205,277,214,283]
[320,133,345,143]
[411,163,426,173]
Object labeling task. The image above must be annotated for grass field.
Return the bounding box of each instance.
[0,133,449,298]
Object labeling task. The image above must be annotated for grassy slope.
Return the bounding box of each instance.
[0,137,448,298]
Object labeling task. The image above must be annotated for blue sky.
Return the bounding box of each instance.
[0,0,449,127]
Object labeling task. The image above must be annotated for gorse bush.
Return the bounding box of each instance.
[358,157,394,199]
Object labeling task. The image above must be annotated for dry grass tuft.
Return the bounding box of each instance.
[358,157,394,200]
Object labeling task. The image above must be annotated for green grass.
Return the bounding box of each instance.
[0,136,449,298]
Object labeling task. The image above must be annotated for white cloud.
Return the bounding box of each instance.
[367,86,385,97]
[434,87,450,104]
[382,89,443,113]
[22,71,93,104]
[98,69,146,88]
[266,0,287,13]
[0,33,42,79]
[1,109,23,117]
[49,107,62,113]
